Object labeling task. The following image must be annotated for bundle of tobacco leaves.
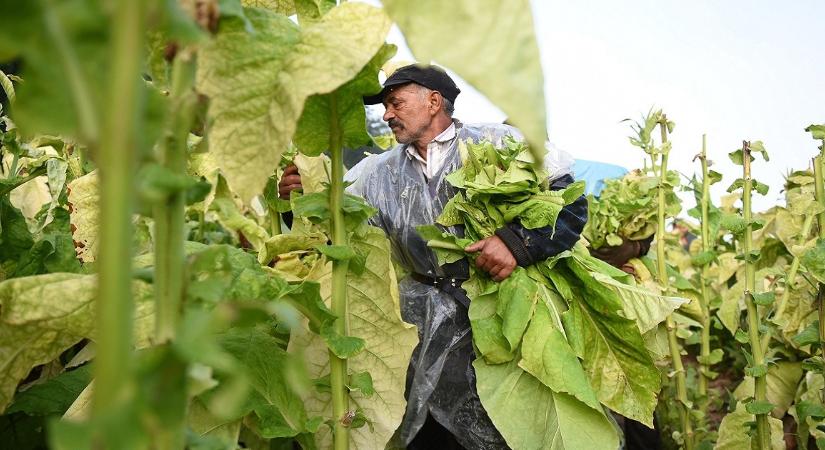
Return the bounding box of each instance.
[418,137,686,449]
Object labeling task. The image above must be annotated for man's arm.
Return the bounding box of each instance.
[494,174,589,266]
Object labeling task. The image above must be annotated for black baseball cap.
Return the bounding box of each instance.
[363,64,461,105]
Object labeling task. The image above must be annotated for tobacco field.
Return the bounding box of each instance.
[0,1,824,449]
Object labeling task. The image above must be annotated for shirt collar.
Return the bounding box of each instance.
[404,122,457,160]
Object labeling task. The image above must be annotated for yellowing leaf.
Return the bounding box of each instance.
[383,0,548,161]
[0,273,155,412]
[715,404,785,450]
[475,357,619,450]
[288,226,418,449]
[197,3,390,201]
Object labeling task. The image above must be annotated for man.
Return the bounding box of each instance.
[279,64,588,449]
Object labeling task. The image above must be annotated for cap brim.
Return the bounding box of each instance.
[362,79,413,105]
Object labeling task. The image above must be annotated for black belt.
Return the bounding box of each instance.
[410,273,471,309]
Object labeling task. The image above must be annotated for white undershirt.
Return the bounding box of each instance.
[404,122,456,179]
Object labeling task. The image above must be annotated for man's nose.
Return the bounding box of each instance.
[383,109,394,122]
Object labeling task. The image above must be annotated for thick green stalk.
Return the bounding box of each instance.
[742,142,770,450]
[93,0,144,447]
[151,52,197,450]
[328,93,350,450]
[0,166,47,197]
[656,117,693,449]
[154,52,197,343]
[697,134,712,414]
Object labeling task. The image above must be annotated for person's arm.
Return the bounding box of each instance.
[493,174,589,266]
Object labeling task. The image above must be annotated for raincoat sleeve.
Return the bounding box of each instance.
[494,174,588,266]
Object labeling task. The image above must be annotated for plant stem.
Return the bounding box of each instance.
[0,166,47,197]
[742,141,770,450]
[154,51,197,343]
[92,0,144,448]
[656,116,693,449]
[328,93,350,450]
[764,213,814,350]
[697,134,712,416]
[269,205,282,236]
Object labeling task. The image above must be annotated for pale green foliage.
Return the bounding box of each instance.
[474,357,619,450]
[733,361,803,418]
[714,404,785,450]
[196,3,391,202]
[285,226,418,449]
[0,273,155,411]
[421,138,675,444]
[584,169,681,249]
[383,0,548,162]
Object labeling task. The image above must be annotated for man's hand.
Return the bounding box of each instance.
[590,239,642,268]
[278,164,302,199]
[465,236,517,282]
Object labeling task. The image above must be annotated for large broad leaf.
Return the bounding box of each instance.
[558,258,661,427]
[294,44,396,156]
[802,239,825,285]
[287,226,418,449]
[67,170,153,263]
[714,404,785,450]
[518,296,601,411]
[0,273,155,412]
[196,3,391,201]
[589,272,687,333]
[732,361,803,418]
[474,357,619,450]
[383,0,548,160]
[7,364,92,416]
[218,328,319,438]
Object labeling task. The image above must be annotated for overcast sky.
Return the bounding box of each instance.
[367,0,825,212]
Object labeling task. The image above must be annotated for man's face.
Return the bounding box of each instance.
[382,84,433,144]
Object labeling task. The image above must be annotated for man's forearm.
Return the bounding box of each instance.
[495,174,589,266]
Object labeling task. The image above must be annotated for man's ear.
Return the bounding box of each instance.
[429,91,442,115]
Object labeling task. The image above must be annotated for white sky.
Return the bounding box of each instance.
[368,0,825,211]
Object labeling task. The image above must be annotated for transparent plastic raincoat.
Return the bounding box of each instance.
[346,120,575,449]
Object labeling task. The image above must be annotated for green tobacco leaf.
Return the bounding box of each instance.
[0,273,154,412]
[733,361,803,418]
[347,371,375,398]
[715,404,785,450]
[210,175,269,252]
[197,3,391,201]
[745,400,775,415]
[384,0,549,162]
[467,278,516,364]
[749,140,769,161]
[0,196,35,267]
[241,0,296,14]
[320,320,365,359]
[288,226,418,449]
[185,398,242,450]
[0,0,106,139]
[218,328,316,438]
[588,271,686,334]
[294,44,396,156]
[314,245,356,261]
[496,268,539,351]
[7,365,92,416]
[474,357,619,450]
[792,320,820,347]
[518,297,601,410]
[752,292,776,306]
[560,258,660,426]
[691,250,717,267]
[696,348,724,365]
[802,239,825,285]
[806,124,825,140]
